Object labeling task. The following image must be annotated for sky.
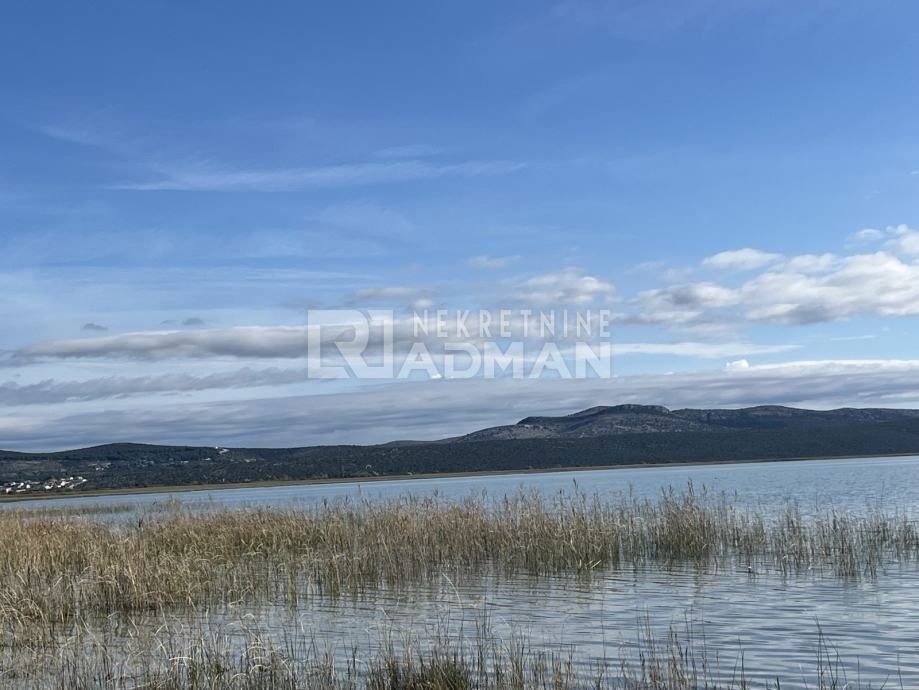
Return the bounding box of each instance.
[3,0,919,450]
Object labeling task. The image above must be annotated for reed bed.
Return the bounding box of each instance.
[0,615,897,690]
[0,486,917,638]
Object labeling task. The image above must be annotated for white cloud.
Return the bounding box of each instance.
[14,320,452,363]
[38,123,114,148]
[702,248,782,271]
[348,286,432,304]
[740,251,919,323]
[780,253,839,273]
[615,342,796,359]
[6,358,919,449]
[468,255,521,270]
[0,367,310,405]
[20,327,311,361]
[884,224,919,256]
[634,282,739,324]
[848,227,883,245]
[830,334,875,342]
[516,267,615,306]
[627,226,919,327]
[551,0,792,40]
[81,323,108,333]
[0,340,791,407]
[374,144,444,159]
[117,159,525,192]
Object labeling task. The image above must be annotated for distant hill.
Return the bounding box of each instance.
[451,405,919,441]
[4,405,919,493]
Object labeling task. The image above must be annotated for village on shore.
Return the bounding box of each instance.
[2,476,88,495]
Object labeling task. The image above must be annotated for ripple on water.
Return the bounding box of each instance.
[6,455,919,688]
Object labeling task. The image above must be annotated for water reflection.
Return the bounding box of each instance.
[4,455,919,688]
[7,454,919,518]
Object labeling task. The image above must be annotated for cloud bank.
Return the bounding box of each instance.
[4,359,919,450]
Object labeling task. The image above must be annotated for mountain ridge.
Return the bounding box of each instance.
[6,405,919,456]
[450,404,919,442]
[5,405,919,493]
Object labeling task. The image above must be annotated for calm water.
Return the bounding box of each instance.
[284,564,919,688]
[7,455,919,688]
[8,453,919,517]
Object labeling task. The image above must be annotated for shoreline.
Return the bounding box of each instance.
[2,450,918,504]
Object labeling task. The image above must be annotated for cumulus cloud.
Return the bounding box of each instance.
[884,224,919,256]
[630,282,739,326]
[637,282,739,312]
[740,251,919,323]
[780,253,839,273]
[848,227,883,245]
[702,248,782,271]
[630,227,919,327]
[515,267,615,306]
[81,323,108,333]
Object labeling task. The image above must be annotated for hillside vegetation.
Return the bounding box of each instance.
[4,405,919,491]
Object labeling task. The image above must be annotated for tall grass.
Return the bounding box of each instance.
[0,616,896,689]
[0,486,916,637]
[0,486,914,688]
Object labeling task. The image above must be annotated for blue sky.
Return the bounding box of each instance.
[3,0,919,449]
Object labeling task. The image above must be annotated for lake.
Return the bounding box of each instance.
[5,454,919,688]
[8,453,919,517]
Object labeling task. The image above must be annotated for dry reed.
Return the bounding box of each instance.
[0,485,916,642]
